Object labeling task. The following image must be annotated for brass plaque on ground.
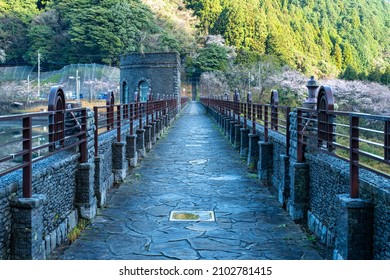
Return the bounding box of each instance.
[169,211,215,222]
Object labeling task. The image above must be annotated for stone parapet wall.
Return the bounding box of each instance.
[0,105,181,259]
[0,182,16,259]
[306,152,390,259]
[0,151,79,259]
[203,103,390,260]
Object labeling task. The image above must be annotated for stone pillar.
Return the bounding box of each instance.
[215,111,219,122]
[257,141,273,185]
[229,120,236,144]
[126,134,138,167]
[76,162,97,220]
[11,195,46,259]
[161,115,167,130]
[247,134,260,169]
[234,124,242,149]
[287,161,309,221]
[164,115,170,128]
[334,195,374,260]
[278,155,290,207]
[240,128,250,158]
[224,117,231,136]
[112,142,128,182]
[221,116,226,131]
[94,155,106,207]
[151,122,157,145]
[218,114,222,127]
[155,120,162,139]
[136,129,146,158]
[144,125,153,152]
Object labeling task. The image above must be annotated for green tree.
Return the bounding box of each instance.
[381,66,390,85]
[2,0,39,22]
[341,64,358,80]
[0,14,29,63]
[333,44,343,70]
[186,43,229,99]
[215,0,245,48]
[24,10,71,68]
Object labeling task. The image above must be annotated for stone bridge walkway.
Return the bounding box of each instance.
[58,102,322,260]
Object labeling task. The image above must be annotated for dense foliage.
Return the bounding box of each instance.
[185,0,390,82]
[0,0,389,84]
[0,0,197,69]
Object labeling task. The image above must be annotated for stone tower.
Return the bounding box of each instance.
[120,52,181,103]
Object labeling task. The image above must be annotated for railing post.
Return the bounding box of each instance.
[297,109,304,162]
[264,106,269,142]
[116,105,121,142]
[48,86,65,151]
[317,86,335,151]
[350,115,359,198]
[106,91,115,130]
[79,109,87,163]
[130,103,134,135]
[285,107,291,156]
[385,121,390,161]
[22,116,32,198]
[271,90,279,131]
[252,103,256,135]
[94,107,99,157]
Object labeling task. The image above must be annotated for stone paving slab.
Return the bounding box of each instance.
[58,102,323,260]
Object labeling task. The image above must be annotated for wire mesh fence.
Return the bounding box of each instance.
[0,64,120,104]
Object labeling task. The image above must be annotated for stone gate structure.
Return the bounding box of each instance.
[120,52,181,103]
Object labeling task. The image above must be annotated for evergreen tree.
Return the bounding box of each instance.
[341,64,358,80]
[333,44,343,70]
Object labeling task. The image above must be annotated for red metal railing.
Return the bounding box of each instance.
[181,96,189,107]
[201,86,390,199]
[0,93,186,199]
[297,108,390,197]
[0,88,87,198]
[93,97,178,156]
[200,95,291,155]
[296,85,390,198]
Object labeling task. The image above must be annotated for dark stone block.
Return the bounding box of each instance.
[335,194,374,260]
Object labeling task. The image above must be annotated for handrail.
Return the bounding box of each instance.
[0,87,87,198]
[200,97,291,155]
[201,89,390,200]
[93,97,179,156]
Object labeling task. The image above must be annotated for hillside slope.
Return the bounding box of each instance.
[184,0,390,79]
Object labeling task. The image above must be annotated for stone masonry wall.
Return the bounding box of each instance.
[306,153,390,259]
[269,133,288,194]
[0,182,17,259]
[0,110,94,259]
[204,104,390,259]
[0,151,80,259]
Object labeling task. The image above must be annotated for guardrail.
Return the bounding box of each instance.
[201,90,291,155]
[0,87,87,198]
[200,86,390,198]
[0,85,184,198]
[297,86,390,198]
[93,95,179,156]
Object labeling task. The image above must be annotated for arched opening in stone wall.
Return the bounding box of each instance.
[139,80,149,102]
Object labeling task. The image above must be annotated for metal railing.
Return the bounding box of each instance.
[0,87,87,198]
[201,86,390,199]
[201,91,291,155]
[93,96,179,156]
[297,108,390,198]
[0,84,182,198]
